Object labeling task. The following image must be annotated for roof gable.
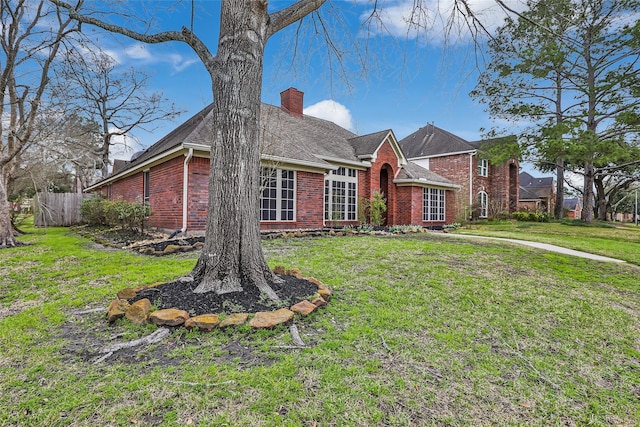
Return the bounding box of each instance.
[348,129,407,167]
[397,124,475,159]
[519,171,554,188]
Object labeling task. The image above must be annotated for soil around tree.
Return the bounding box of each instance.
[130,275,319,316]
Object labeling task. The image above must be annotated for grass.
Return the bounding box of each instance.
[454,220,640,265]
[1,225,639,426]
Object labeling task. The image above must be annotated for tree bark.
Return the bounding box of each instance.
[0,165,17,247]
[554,157,564,219]
[594,175,608,221]
[190,0,278,299]
[581,161,595,222]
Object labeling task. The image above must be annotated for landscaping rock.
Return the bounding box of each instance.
[106,299,130,323]
[311,297,327,307]
[286,268,303,279]
[125,298,151,325]
[162,244,183,255]
[218,313,249,328]
[305,277,324,288]
[116,288,137,300]
[290,300,316,315]
[185,314,220,331]
[149,308,190,326]
[249,308,294,328]
[317,288,332,301]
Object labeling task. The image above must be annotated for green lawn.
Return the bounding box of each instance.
[454,220,640,265]
[1,226,639,426]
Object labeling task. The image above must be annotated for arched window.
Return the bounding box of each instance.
[478,191,488,218]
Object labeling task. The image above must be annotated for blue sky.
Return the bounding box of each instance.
[94,0,529,163]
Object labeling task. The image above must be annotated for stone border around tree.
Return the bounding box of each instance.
[106,267,332,330]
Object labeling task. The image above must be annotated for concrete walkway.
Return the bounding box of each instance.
[445,233,626,263]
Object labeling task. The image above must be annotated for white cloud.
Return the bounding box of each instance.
[304,100,354,131]
[360,0,529,43]
[168,53,200,73]
[124,43,152,61]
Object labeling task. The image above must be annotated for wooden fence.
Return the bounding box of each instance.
[34,193,92,227]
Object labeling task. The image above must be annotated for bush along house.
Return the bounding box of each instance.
[85,88,460,234]
[398,124,519,220]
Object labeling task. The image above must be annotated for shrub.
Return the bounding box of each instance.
[357,191,388,226]
[81,197,150,232]
[369,191,387,226]
[513,211,550,222]
[80,197,106,226]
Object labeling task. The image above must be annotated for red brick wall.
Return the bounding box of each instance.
[396,186,456,226]
[181,157,327,231]
[427,154,518,219]
[362,137,399,225]
[187,157,209,231]
[260,170,325,230]
[428,153,473,219]
[110,173,144,203]
[149,157,184,231]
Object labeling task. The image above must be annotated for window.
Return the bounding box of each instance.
[260,168,295,221]
[143,171,150,205]
[423,188,446,221]
[478,191,488,218]
[478,159,488,177]
[324,167,357,221]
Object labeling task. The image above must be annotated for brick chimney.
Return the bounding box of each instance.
[280,88,304,118]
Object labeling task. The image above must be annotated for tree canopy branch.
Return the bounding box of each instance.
[267,0,326,39]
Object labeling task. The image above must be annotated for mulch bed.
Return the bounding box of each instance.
[130,275,319,316]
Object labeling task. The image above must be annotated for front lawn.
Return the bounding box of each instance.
[455,220,640,264]
[1,227,639,426]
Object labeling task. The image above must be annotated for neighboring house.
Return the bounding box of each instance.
[563,197,583,219]
[397,124,519,220]
[85,88,460,233]
[519,171,554,214]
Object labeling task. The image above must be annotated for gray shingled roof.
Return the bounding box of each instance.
[398,124,475,159]
[112,102,362,177]
[348,129,393,158]
[563,197,582,210]
[259,104,359,165]
[396,161,458,187]
[123,104,215,170]
[97,102,458,191]
[519,171,554,200]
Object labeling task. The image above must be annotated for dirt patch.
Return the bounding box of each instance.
[131,275,318,316]
[60,311,274,367]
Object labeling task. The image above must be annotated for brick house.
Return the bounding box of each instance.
[563,197,583,219]
[86,88,460,233]
[519,171,554,214]
[397,124,519,220]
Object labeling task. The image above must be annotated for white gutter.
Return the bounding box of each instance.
[316,155,371,169]
[260,154,336,171]
[182,148,194,234]
[394,179,461,190]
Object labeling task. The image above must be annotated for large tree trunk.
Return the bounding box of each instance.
[0,165,18,248]
[594,175,608,221]
[581,161,595,222]
[191,0,278,300]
